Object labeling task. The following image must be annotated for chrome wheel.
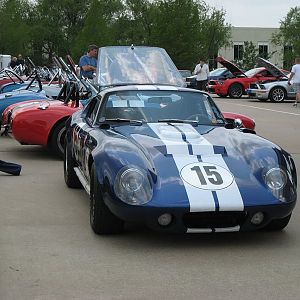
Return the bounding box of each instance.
[270,87,286,102]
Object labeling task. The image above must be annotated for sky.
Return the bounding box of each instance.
[207,0,299,28]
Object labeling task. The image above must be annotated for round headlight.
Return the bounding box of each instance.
[114,167,153,205]
[264,168,287,191]
[120,169,144,192]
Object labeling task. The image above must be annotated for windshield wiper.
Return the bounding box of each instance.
[158,119,198,126]
[100,118,143,126]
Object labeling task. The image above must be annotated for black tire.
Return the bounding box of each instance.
[264,214,291,231]
[49,121,66,158]
[269,87,286,102]
[217,93,227,98]
[90,163,124,234]
[64,142,82,188]
[228,83,243,98]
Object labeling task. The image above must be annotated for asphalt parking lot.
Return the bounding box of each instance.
[1,95,300,300]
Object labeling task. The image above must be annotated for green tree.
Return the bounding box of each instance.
[272,6,300,69]
[28,0,89,64]
[236,41,258,70]
[149,0,231,69]
[198,5,231,69]
[0,0,31,56]
[71,0,123,61]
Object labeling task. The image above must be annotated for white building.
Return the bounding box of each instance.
[218,27,284,68]
[0,54,11,70]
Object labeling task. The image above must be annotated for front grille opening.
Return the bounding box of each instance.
[183,211,247,228]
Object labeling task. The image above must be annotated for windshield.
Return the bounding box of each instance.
[179,70,192,78]
[244,68,262,77]
[97,90,225,125]
[209,68,227,76]
[96,46,185,87]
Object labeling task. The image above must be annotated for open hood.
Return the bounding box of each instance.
[256,57,288,79]
[215,56,245,77]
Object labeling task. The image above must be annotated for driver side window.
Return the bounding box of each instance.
[86,97,101,125]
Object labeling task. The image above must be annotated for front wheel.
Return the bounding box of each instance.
[90,163,124,234]
[269,87,286,102]
[228,83,243,98]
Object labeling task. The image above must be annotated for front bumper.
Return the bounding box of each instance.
[105,193,296,233]
[254,89,269,99]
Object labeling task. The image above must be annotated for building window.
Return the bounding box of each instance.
[234,44,244,61]
[258,44,268,59]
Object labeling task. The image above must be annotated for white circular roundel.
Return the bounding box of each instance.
[180,162,234,190]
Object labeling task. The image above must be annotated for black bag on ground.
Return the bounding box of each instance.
[0,160,22,176]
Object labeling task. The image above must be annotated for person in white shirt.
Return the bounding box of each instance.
[193,58,209,91]
[288,57,300,107]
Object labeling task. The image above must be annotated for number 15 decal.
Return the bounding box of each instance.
[180,162,234,190]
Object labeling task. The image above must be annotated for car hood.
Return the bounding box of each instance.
[256,57,288,79]
[92,123,295,209]
[215,57,245,77]
[0,89,47,100]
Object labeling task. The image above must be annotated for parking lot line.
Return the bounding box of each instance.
[219,102,300,116]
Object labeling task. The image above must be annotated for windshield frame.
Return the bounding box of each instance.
[94,89,226,127]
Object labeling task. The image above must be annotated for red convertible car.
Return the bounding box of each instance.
[207,57,281,98]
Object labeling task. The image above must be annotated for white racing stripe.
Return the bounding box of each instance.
[148,123,244,213]
[149,123,215,211]
[178,123,244,212]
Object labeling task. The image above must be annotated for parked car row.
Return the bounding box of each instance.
[197,55,295,103]
[1,46,297,236]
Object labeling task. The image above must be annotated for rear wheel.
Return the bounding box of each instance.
[228,83,243,98]
[269,87,286,102]
[90,163,124,234]
[49,121,66,158]
[264,214,291,231]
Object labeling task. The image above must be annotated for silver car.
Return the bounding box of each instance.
[247,58,295,102]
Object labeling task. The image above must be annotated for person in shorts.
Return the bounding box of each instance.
[288,57,300,107]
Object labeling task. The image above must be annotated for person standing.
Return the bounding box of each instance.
[9,57,18,68]
[16,54,25,66]
[193,58,209,91]
[79,44,98,79]
[288,57,300,107]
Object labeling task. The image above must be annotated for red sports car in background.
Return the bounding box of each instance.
[207,57,281,98]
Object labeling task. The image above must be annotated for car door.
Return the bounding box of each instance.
[73,96,101,178]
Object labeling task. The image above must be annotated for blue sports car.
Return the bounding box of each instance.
[64,46,297,234]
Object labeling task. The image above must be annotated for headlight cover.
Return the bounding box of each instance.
[114,166,153,205]
[264,168,288,201]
